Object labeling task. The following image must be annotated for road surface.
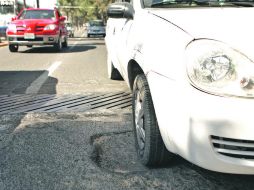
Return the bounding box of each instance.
[0,35,253,190]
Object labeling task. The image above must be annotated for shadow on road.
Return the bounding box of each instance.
[0,71,58,95]
[89,129,254,190]
[19,45,96,54]
[69,37,105,41]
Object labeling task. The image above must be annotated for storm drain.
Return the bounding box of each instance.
[0,92,132,114]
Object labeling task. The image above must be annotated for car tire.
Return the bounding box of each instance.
[132,74,173,166]
[87,34,90,38]
[107,57,122,80]
[62,37,68,48]
[9,44,19,52]
[54,36,62,52]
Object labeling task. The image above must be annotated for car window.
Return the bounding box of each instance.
[19,10,55,20]
[143,0,254,8]
[89,21,104,27]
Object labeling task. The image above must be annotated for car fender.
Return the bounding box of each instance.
[140,13,193,152]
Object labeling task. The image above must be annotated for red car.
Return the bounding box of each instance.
[6,8,68,52]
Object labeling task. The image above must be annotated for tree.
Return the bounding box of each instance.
[58,0,114,26]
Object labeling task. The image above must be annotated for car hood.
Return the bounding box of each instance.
[149,8,254,59]
[12,19,56,27]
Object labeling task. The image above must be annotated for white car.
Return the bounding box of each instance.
[105,0,254,174]
[65,21,74,37]
[87,20,106,38]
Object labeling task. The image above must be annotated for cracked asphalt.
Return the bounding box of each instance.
[0,112,254,190]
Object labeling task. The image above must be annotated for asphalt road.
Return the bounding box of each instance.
[0,33,254,190]
[0,37,128,95]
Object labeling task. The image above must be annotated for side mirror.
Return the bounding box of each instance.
[11,16,18,21]
[59,16,66,22]
[107,2,134,19]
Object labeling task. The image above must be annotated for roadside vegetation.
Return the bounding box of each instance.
[58,0,114,27]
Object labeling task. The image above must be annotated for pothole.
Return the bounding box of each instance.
[90,131,147,174]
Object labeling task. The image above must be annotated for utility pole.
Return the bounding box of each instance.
[23,0,26,8]
[36,0,39,8]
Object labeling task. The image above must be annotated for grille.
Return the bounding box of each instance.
[211,135,254,159]
[17,37,43,41]
[16,26,25,32]
[35,26,44,32]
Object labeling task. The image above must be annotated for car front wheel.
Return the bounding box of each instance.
[9,44,19,52]
[132,74,173,166]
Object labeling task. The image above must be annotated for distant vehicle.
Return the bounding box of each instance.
[87,20,105,38]
[65,21,74,37]
[0,0,36,39]
[6,8,68,52]
[105,0,254,174]
[0,26,7,39]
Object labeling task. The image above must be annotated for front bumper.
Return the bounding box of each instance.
[7,34,59,46]
[147,71,254,174]
[88,31,105,36]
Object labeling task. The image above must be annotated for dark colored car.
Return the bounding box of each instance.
[0,26,7,39]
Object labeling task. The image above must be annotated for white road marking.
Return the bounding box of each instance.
[26,61,62,94]
[25,39,81,94]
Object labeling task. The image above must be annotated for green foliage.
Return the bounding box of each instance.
[58,0,114,27]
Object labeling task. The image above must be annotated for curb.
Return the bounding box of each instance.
[0,41,8,47]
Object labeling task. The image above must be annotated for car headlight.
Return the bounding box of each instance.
[44,24,57,31]
[7,24,17,33]
[186,40,254,97]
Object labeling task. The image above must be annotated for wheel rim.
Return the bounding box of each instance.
[135,89,145,155]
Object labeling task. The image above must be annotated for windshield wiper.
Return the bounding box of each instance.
[151,0,254,7]
[194,0,254,7]
[227,1,254,7]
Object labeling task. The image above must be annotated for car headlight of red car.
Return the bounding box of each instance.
[7,24,17,33]
[186,39,254,97]
[44,24,57,31]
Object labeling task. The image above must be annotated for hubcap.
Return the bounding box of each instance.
[135,89,145,155]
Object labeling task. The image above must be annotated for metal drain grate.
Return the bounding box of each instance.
[0,92,132,114]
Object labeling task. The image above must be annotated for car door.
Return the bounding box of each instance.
[106,0,134,80]
[113,0,135,79]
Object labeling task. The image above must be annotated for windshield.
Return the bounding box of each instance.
[143,0,254,8]
[65,23,72,27]
[89,20,104,27]
[18,10,55,20]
